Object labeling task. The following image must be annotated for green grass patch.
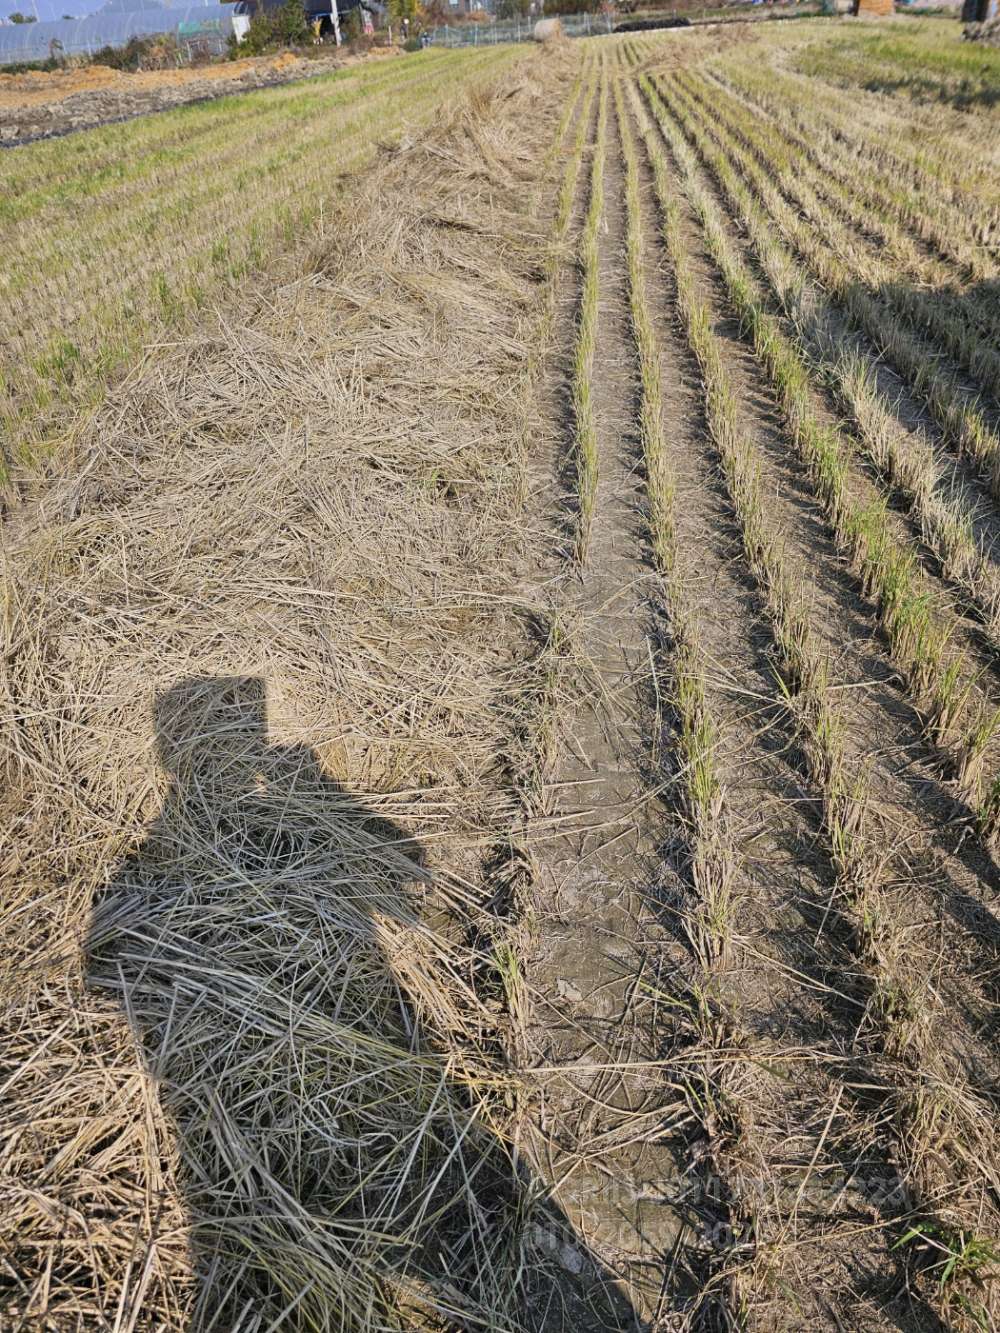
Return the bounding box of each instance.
[795,18,1000,109]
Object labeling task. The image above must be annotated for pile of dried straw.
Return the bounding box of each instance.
[0,56,580,1332]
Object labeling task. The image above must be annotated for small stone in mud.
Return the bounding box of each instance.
[556,976,583,1002]
[559,1242,585,1275]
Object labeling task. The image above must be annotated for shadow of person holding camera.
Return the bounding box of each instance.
[86,675,637,1331]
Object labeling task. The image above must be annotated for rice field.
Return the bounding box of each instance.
[0,44,520,473]
[3,15,1000,1333]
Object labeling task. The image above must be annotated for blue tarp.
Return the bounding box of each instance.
[0,6,234,64]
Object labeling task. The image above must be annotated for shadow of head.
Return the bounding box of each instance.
[154,674,270,792]
[89,673,424,972]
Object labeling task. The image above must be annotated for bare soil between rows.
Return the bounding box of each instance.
[0,46,397,146]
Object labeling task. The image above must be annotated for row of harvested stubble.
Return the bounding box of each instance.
[556,40,1000,1325]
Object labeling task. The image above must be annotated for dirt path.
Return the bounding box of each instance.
[521,70,689,1327]
[523,56,905,1328]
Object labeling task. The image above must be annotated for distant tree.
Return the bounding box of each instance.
[388,0,416,28]
[9,12,39,21]
[496,0,530,15]
[340,3,363,39]
[228,0,310,55]
[271,0,309,42]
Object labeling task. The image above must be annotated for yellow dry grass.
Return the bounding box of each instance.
[0,51,580,1330]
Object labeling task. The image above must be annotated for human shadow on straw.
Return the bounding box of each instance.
[85,675,637,1332]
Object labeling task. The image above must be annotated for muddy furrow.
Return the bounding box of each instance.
[522,57,686,1328]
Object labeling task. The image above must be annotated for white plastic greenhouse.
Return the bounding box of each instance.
[0,6,235,64]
